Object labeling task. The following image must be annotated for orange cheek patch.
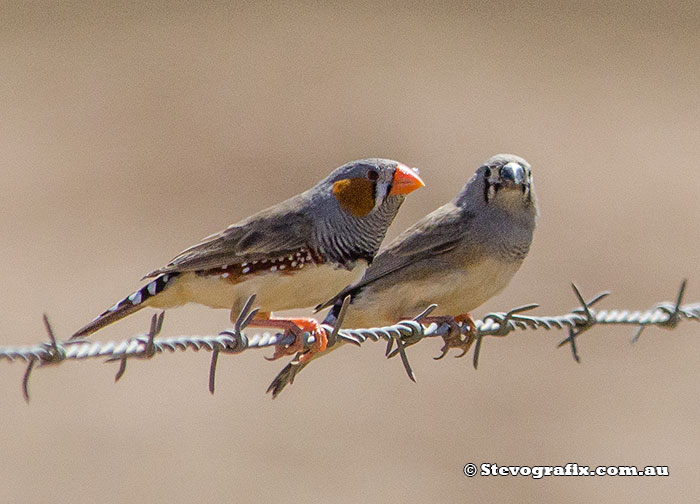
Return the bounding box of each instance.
[332,178,375,217]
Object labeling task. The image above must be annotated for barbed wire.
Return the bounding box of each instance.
[1,281,697,401]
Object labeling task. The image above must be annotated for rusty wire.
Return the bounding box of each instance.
[1,281,698,401]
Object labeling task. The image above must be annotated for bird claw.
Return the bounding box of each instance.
[265,318,326,362]
[434,344,450,360]
[433,332,475,360]
[429,314,476,360]
[455,346,469,359]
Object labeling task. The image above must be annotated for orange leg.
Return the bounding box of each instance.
[420,313,476,359]
[246,315,327,362]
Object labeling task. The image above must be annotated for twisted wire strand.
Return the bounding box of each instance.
[2,281,698,400]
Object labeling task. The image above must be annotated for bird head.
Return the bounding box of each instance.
[457,154,536,218]
[313,158,424,266]
[326,159,424,218]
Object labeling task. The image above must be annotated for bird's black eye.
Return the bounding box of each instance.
[484,167,491,178]
[367,169,379,181]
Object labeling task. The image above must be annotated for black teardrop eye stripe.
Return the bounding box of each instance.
[483,167,491,204]
[382,165,394,202]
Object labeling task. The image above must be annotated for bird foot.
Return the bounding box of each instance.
[262,318,327,362]
[423,314,476,359]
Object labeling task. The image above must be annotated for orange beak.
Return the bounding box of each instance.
[388,164,425,195]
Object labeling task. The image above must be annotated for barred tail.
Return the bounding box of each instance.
[71,273,180,339]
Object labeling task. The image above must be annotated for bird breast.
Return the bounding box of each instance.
[147,260,368,316]
[338,256,524,328]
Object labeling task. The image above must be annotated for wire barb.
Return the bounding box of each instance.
[209,295,258,394]
[327,295,351,348]
[473,303,539,369]
[555,284,610,363]
[22,314,67,402]
[108,312,165,382]
[632,279,687,343]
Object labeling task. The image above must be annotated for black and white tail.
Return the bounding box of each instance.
[71,273,180,339]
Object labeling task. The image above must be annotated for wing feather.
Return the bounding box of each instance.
[145,198,313,278]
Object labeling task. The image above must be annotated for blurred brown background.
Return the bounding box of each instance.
[2,1,699,502]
